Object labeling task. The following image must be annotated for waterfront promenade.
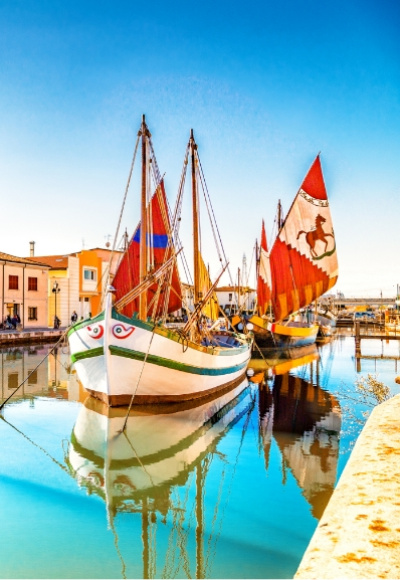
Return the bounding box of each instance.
[0,326,65,346]
[295,392,400,579]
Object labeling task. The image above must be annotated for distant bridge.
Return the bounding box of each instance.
[320,296,397,308]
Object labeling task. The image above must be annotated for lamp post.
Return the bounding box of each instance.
[52,281,60,328]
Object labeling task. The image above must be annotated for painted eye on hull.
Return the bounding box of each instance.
[112,324,135,339]
[87,324,104,340]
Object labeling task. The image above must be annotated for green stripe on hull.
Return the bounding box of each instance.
[71,343,248,376]
[71,347,104,364]
[109,345,248,376]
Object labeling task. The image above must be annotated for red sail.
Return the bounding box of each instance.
[270,155,338,322]
[257,220,272,316]
[112,180,182,318]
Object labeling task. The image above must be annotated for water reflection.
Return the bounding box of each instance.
[258,364,341,519]
[1,341,345,579]
[67,378,255,579]
[0,344,81,404]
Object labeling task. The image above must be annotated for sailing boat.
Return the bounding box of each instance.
[68,117,252,406]
[250,155,338,348]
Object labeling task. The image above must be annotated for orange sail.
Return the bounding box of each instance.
[257,220,272,316]
[112,179,182,318]
[270,155,338,322]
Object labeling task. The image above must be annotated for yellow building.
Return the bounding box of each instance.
[28,254,80,327]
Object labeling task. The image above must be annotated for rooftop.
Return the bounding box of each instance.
[0,252,50,268]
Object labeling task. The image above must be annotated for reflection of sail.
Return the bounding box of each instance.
[259,371,341,519]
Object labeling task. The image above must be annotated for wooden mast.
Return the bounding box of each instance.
[277,199,283,229]
[190,129,201,305]
[139,114,148,321]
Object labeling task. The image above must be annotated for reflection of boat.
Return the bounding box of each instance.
[250,156,338,349]
[67,379,254,578]
[68,379,253,509]
[68,118,252,406]
[259,369,341,519]
[249,343,319,376]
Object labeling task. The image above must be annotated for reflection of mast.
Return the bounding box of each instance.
[195,464,204,579]
[142,497,149,579]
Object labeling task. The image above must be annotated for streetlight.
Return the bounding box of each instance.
[52,281,60,328]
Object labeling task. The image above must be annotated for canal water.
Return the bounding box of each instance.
[1,335,400,579]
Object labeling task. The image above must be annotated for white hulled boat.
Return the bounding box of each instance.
[68,118,252,405]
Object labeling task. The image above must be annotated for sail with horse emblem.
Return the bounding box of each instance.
[249,155,338,348]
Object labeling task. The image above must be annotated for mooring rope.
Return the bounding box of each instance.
[119,327,157,433]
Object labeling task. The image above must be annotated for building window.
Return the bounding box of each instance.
[83,269,97,281]
[228,293,233,302]
[28,277,38,291]
[28,307,38,320]
[9,275,18,290]
[28,370,38,385]
[8,372,18,390]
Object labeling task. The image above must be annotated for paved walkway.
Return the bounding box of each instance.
[0,326,66,345]
[295,393,400,579]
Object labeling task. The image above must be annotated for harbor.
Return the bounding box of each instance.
[2,330,400,578]
[1,1,399,577]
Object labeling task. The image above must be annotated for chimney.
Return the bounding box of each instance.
[29,241,35,257]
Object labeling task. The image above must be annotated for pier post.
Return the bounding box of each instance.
[355,321,361,371]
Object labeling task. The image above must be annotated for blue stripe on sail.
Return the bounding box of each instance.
[132,229,168,248]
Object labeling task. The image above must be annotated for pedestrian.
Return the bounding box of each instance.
[71,310,78,324]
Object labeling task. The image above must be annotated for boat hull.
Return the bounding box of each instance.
[268,322,319,348]
[68,296,252,406]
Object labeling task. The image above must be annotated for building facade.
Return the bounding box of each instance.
[216,285,256,314]
[28,254,80,327]
[0,252,50,328]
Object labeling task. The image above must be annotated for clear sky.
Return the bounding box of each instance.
[0,0,399,297]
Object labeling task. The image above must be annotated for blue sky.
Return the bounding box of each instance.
[0,0,399,297]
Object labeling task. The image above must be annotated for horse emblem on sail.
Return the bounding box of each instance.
[297,214,336,260]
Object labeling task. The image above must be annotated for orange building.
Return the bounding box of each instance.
[72,248,122,319]
[28,247,122,326]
